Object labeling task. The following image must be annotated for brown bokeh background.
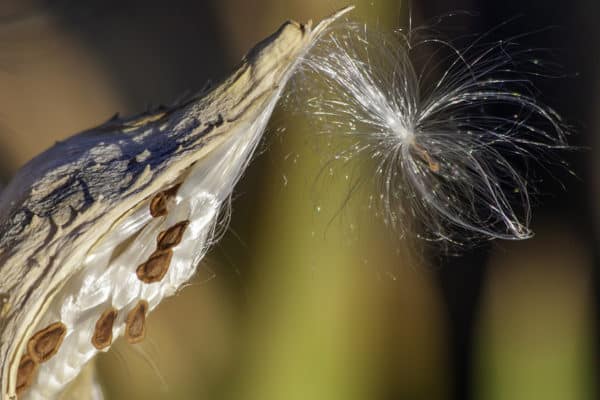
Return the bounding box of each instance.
[0,1,598,399]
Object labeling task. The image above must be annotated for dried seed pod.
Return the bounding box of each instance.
[0,7,354,398]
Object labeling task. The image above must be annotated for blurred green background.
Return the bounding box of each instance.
[0,1,598,399]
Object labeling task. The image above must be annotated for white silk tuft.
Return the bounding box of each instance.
[293,21,569,243]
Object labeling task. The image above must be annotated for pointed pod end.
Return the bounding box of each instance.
[311,5,355,38]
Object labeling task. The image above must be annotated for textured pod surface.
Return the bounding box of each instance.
[0,7,353,399]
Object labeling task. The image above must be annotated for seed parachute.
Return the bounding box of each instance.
[294,20,569,243]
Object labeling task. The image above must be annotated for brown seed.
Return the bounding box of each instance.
[16,354,38,396]
[91,308,117,350]
[149,192,167,217]
[148,184,181,218]
[27,322,67,363]
[136,249,173,283]
[412,143,440,173]
[125,300,148,344]
[157,221,189,250]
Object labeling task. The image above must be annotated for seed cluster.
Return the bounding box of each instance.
[138,191,189,284]
[17,322,66,395]
[18,185,189,396]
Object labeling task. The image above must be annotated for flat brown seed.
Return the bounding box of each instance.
[125,300,148,344]
[16,354,38,395]
[136,249,173,283]
[149,192,167,217]
[157,221,189,250]
[149,184,181,218]
[27,322,67,363]
[91,308,117,350]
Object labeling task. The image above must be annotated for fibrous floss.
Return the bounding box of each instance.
[295,20,568,243]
